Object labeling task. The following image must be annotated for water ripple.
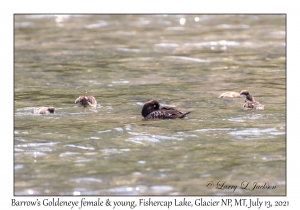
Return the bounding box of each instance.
[117,48,140,52]
[127,136,160,143]
[228,127,284,140]
[65,144,95,150]
[86,20,107,29]
[194,128,236,132]
[97,130,112,134]
[70,177,102,183]
[112,80,130,84]
[126,133,183,144]
[59,152,80,157]
[104,185,147,195]
[155,43,178,47]
[228,114,263,122]
[166,56,205,63]
[150,185,173,192]
[15,22,34,28]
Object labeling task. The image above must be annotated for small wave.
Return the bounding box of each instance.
[64,144,95,150]
[150,185,173,192]
[117,48,140,52]
[90,136,101,140]
[228,127,284,140]
[155,43,178,47]
[112,80,129,84]
[127,135,160,143]
[97,130,111,134]
[228,114,263,122]
[194,128,236,132]
[86,20,107,29]
[136,102,144,106]
[59,152,80,157]
[166,56,205,63]
[70,177,102,183]
[15,22,34,28]
[185,40,240,47]
[166,27,185,31]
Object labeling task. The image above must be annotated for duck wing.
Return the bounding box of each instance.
[145,107,191,119]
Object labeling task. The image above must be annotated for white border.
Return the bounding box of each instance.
[4,0,296,209]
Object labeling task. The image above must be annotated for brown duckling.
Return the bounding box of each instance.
[34,107,55,114]
[75,96,97,108]
[240,90,264,110]
[141,100,191,119]
[218,91,241,98]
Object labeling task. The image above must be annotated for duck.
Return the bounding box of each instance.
[141,100,191,119]
[218,91,241,98]
[75,96,97,108]
[34,107,55,114]
[240,90,264,110]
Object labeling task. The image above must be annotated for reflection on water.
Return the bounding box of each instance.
[14,14,285,195]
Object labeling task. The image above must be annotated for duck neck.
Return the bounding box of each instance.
[246,94,255,102]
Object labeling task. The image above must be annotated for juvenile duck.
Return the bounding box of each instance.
[218,91,241,98]
[141,100,191,119]
[34,107,55,114]
[75,96,97,108]
[240,90,264,110]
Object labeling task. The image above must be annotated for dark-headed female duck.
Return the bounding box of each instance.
[141,100,191,119]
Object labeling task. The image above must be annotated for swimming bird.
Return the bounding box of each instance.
[75,96,97,108]
[34,107,55,114]
[141,100,191,119]
[218,91,241,98]
[240,90,264,110]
